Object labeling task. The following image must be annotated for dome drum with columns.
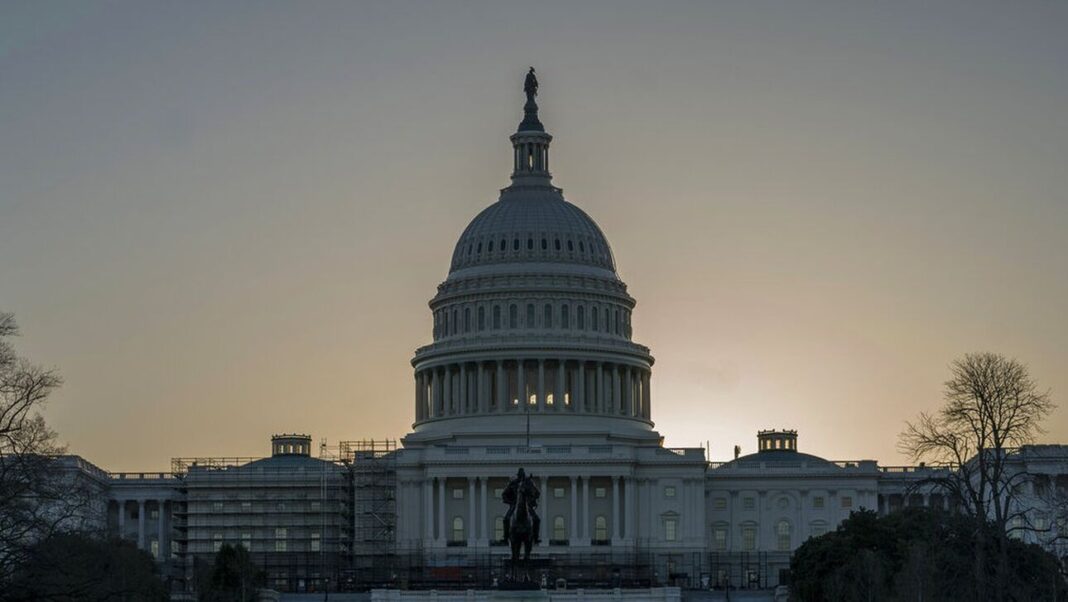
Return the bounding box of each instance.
[407,72,656,445]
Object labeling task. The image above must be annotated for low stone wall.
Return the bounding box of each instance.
[370,587,682,601]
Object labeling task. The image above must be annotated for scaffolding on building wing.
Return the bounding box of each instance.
[168,446,354,595]
[340,439,399,587]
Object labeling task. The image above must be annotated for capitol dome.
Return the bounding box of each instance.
[448,190,616,278]
[407,70,658,446]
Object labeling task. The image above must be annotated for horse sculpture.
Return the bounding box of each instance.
[508,483,535,564]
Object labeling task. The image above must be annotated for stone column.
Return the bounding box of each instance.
[570,477,578,544]
[537,360,546,411]
[459,364,468,415]
[497,361,506,412]
[577,363,586,412]
[414,373,421,420]
[541,476,549,541]
[641,370,651,419]
[582,477,590,542]
[477,363,486,413]
[137,500,146,550]
[612,476,621,543]
[480,477,488,544]
[425,479,434,541]
[157,500,166,559]
[468,478,476,546]
[431,370,441,418]
[517,360,526,408]
[556,360,566,411]
[443,368,452,416]
[612,365,621,414]
[596,363,604,413]
[117,500,126,539]
[624,477,636,542]
[623,367,633,416]
[438,478,446,544]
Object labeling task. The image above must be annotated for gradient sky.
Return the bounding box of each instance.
[2,1,1066,471]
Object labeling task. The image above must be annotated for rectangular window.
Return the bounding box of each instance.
[813,496,824,508]
[553,487,565,499]
[150,509,159,520]
[452,488,464,500]
[150,539,159,558]
[742,526,757,551]
[714,497,727,510]
[213,501,224,512]
[664,518,678,541]
[275,528,287,552]
[213,534,222,552]
[664,486,677,498]
[841,496,853,509]
[310,532,321,552]
[714,528,727,551]
[171,540,179,559]
[594,487,606,498]
[241,501,252,512]
[494,488,504,498]
[241,533,252,549]
[743,497,755,510]
[310,501,321,511]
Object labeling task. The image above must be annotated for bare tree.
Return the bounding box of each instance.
[0,313,98,587]
[900,352,1055,602]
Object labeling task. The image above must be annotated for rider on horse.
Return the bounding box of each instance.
[502,468,541,544]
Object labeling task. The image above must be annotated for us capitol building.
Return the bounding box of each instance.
[62,74,1068,597]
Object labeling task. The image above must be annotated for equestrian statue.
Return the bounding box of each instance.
[502,467,541,563]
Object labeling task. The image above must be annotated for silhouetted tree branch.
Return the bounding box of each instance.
[899,352,1055,602]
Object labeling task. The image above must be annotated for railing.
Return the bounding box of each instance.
[109,472,180,481]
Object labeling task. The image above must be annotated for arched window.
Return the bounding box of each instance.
[594,515,608,541]
[452,309,458,335]
[509,305,518,329]
[526,304,535,328]
[501,239,506,252]
[452,517,465,542]
[513,238,520,251]
[493,306,501,330]
[567,240,574,252]
[553,516,567,541]
[561,305,570,329]
[527,238,533,250]
[443,312,450,336]
[712,523,728,551]
[476,242,481,254]
[577,306,585,329]
[554,238,561,251]
[615,310,621,335]
[488,240,494,252]
[541,238,547,250]
[478,307,485,331]
[777,520,791,551]
[592,307,599,332]
[742,523,758,551]
[544,304,552,328]
[464,308,471,332]
[579,241,586,253]
[494,516,504,542]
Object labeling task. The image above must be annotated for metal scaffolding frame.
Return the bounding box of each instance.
[343,439,399,588]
